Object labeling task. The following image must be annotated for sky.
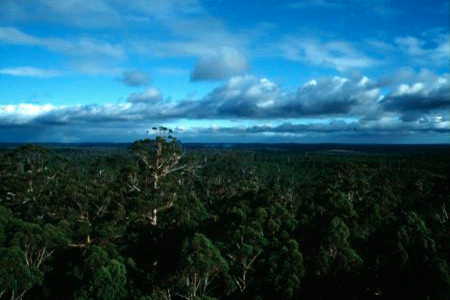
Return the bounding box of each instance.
[0,0,449,143]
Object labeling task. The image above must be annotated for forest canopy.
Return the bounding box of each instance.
[0,134,449,300]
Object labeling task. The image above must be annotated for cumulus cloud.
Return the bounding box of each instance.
[381,74,450,121]
[377,67,438,87]
[0,104,57,127]
[1,73,447,126]
[176,75,283,118]
[290,76,381,117]
[0,74,398,125]
[120,70,150,86]
[280,38,377,71]
[43,105,136,125]
[0,66,62,78]
[191,47,248,81]
[175,75,381,119]
[1,73,449,142]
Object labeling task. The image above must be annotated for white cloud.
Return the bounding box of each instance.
[0,103,56,116]
[0,0,121,28]
[381,73,450,120]
[0,27,125,59]
[132,34,249,81]
[121,1,250,80]
[1,73,449,142]
[292,75,382,117]
[280,38,377,71]
[395,31,450,66]
[0,0,209,30]
[0,1,254,79]
[0,103,57,125]
[0,26,38,44]
[395,36,427,56]
[127,88,162,103]
[0,27,125,75]
[0,66,62,78]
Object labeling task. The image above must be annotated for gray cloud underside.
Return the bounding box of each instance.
[2,74,449,124]
[1,119,447,143]
[190,47,248,81]
[120,70,151,86]
[1,73,449,142]
[380,76,450,121]
[191,120,450,135]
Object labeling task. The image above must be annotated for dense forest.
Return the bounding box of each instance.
[0,132,449,300]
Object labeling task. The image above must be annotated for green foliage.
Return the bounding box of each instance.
[0,140,449,299]
[0,205,63,299]
[176,233,228,300]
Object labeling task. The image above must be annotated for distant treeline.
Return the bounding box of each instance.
[0,136,449,300]
[1,142,450,153]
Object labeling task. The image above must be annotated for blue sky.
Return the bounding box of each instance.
[0,0,449,143]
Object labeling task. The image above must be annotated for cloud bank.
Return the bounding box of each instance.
[1,72,449,142]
